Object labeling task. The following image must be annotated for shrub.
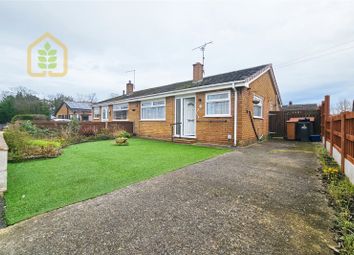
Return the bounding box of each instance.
[95,128,114,140]
[19,120,55,138]
[3,123,62,161]
[11,114,48,122]
[25,139,62,159]
[115,137,129,146]
[116,130,132,138]
[79,125,99,136]
[67,118,80,135]
[3,123,31,161]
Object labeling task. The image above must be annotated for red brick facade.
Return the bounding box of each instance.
[93,70,280,146]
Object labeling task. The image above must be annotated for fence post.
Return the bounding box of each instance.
[330,116,333,156]
[340,112,346,173]
[324,95,330,147]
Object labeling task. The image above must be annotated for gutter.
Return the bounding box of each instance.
[94,80,247,107]
[232,82,238,146]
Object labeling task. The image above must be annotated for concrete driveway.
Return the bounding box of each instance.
[0,141,334,255]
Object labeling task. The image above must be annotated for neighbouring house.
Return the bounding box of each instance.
[282,101,319,111]
[92,63,282,146]
[54,101,92,121]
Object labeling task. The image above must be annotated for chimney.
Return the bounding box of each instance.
[193,62,203,82]
[289,101,293,105]
[126,80,134,95]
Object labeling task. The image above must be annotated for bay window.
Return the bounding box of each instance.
[141,99,165,120]
[205,91,231,117]
[113,103,128,120]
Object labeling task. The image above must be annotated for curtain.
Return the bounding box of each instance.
[207,101,229,115]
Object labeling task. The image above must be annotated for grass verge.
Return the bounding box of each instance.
[317,146,354,254]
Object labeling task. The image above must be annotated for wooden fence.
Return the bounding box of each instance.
[33,121,134,135]
[320,95,354,181]
[269,109,321,138]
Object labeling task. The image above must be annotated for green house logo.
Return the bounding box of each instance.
[27,33,68,77]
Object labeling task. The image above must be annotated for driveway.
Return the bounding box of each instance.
[0,141,334,255]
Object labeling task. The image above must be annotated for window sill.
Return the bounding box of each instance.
[253,116,264,120]
[140,119,166,122]
[112,119,129,122]
[204,115,232,118]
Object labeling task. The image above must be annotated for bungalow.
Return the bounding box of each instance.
[92,63,282,146]
[54,101,92,121]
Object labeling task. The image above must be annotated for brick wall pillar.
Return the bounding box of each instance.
[0,132,8,195]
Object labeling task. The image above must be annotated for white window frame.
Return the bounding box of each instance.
[205,90,231,117]
[93,107,100,119]
[101,106,109,121]
[140,98,166,121]
[112,103,129,121]
[253,95,263,119]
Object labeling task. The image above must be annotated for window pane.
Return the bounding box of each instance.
[113,103,128,110]
[114,110,127,120]
[207,93,228,101]
[254,105,262,117]
[207,101,229,115]
[153,100,165,106]
[141,101,152,107]
[142,106,165,120]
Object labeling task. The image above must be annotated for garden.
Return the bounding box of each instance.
[318,147,354,254]
[3,118,230,224]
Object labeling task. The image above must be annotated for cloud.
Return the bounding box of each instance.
[0,0,353,105]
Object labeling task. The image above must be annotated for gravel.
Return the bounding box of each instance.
[0,140,335,255]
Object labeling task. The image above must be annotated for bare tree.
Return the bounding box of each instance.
[76,93,97,103]
[332,98,353,114]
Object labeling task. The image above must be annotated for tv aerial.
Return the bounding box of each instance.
[192,41,213,71]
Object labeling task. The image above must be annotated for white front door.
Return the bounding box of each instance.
[183,97,196,136]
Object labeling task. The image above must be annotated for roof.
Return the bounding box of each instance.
[54,101,92,116]
[282,104,318,111]
[64,101,92,111]
[96,64,280,105]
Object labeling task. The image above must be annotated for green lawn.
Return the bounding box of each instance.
[5,138,230,224]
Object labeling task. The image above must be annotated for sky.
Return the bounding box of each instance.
[0,0,353,106]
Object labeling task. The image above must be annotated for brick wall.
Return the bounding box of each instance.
[55,104,71,118]
[128,97,175,140]
[237,71,279,145]
[196,90,235,145]
[94,70,279,146]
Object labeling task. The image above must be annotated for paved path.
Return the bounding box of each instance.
[0,141,334,255]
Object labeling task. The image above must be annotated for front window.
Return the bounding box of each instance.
[141,99,165,120]
[253,95,263,118]
[113,103,128,120]
[93,107,100,119]
[205,91,230,117]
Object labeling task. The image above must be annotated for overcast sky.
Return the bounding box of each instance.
[0,0,353,105]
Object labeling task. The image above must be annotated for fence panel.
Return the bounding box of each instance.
[269,109,321,137]
[320,96,354,183]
